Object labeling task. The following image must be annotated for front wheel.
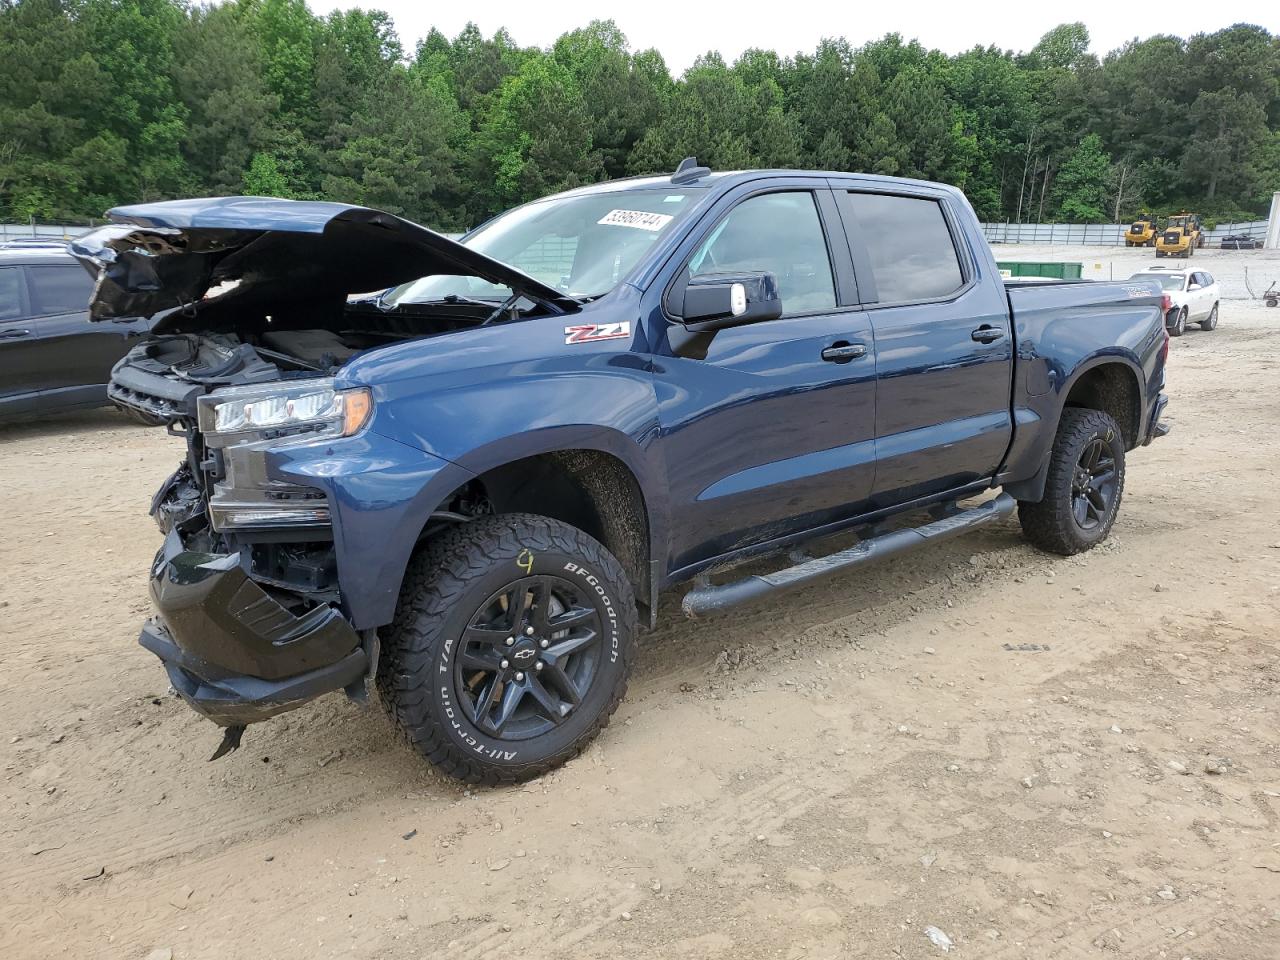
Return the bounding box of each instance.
[1168,307,1187,337]
[1017,408,1126,556]
[377,513,636,784]
[1200,303,1219,331]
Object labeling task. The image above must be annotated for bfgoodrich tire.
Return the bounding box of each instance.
[1017,408,1126,556]
[377,513,636,784]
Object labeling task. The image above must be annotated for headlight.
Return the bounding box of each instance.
[198,379,372,441]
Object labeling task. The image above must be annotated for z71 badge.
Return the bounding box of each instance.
[564,322,631,344]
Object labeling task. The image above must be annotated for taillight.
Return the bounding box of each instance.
[1159,294,1171,363]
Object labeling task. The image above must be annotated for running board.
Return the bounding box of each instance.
[681,493,1016,618]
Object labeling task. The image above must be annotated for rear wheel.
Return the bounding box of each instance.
[377,513,636,784]
[1018,408,1126,556]
[1200,303,1219,331]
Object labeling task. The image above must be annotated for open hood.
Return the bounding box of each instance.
[71,197,576,333]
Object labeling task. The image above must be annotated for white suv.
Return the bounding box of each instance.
[1128,267,1220,336]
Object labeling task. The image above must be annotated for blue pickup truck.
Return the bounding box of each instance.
[75,161,1169,781]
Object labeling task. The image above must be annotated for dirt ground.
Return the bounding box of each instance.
[2,251,1279,960]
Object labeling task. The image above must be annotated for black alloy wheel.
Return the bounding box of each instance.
[378,513,636,784]
[457,575,603,740]
[1070,436,1118,531]
[1017,408,1126,556]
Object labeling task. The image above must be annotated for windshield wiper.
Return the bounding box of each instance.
[390,293,504,311]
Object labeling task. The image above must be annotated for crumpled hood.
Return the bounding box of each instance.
[71,196,574,333]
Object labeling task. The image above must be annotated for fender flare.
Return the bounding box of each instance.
[1004,353,1145,504]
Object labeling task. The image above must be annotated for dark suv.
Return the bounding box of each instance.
[0,247,154,421]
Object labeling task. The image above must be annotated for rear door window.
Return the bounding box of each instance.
[846,192,964,304]
[0,267,23,321]
[26,265,93,317]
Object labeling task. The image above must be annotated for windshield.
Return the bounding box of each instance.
[1130,273,1185,291]
[384,188,707,306]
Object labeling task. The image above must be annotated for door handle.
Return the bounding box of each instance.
[971,325,1005,344]
[0,328,31,339]
[821,342,867,363]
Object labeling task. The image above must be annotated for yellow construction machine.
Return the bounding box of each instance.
[1124,213,1158,247]
[1155,213,1204,258]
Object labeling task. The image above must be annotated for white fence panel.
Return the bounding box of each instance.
[983,219,1270,246]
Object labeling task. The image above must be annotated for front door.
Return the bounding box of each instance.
[652,185,877,573]
[1188,272,1213,319]
[835,187,1014,508]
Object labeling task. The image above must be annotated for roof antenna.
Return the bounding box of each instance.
[671,156,711,185]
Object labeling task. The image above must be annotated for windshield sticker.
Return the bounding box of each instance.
[597,209,673,231]
[663,195,685,203]
[565,322,631,344]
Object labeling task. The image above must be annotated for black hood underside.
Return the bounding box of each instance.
[71,197,575,334]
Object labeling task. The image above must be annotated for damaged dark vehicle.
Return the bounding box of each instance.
[79,166,1169,783]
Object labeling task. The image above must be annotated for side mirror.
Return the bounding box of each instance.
[679,271,783,331]
[1188,282,1201,290]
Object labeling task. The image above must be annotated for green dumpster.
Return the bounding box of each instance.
[996,261,1083,280]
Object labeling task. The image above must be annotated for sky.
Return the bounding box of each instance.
[318,0,1279,72]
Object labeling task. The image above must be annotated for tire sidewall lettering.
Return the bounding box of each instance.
[430,550,626,764]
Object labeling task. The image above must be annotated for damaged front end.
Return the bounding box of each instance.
[139,373,374,739]
[71,197,573,755]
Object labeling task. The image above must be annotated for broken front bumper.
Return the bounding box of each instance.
[140,528,366,726]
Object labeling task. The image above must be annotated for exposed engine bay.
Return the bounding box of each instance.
[119,299,526,391]
[115,304,516,626]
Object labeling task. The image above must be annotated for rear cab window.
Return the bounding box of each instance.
[843,192,965,304]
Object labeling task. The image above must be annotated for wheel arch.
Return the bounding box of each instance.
[1005,356,1143,504]
[421,435,662,628]
[1058,357,1144,451]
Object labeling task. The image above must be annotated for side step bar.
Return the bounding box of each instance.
[682,493,1016,618]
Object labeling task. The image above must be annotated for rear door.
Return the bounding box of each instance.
[0,264,39,416]
[834,185,1013,507]
[653,181,877,572]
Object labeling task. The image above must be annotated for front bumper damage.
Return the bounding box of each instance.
[141,527,366,727]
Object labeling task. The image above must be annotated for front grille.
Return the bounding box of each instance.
[1163,232,1180,244]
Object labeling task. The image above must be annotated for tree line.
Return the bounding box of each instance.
[1,1,1277,231]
